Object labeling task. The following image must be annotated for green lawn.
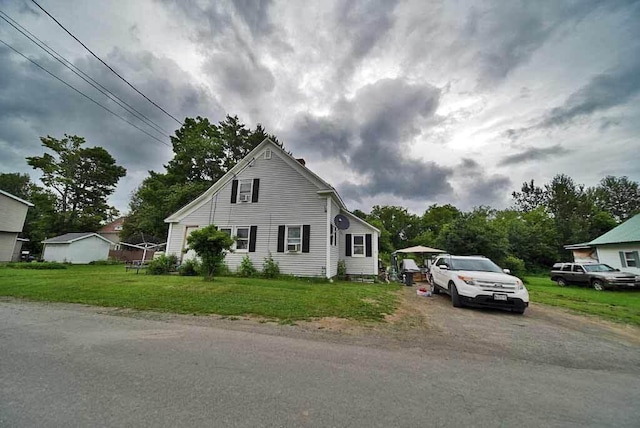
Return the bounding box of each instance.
[0,264,399,322]
[525,276,640,325]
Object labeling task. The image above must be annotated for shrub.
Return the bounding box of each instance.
[262,252,280,278]
[147,254,178,275]
[186,225,234,280]
[502,255,526,278]
[238,255,257,277]
[6,262,67,270]
[337,260,347,279]
[179,259,201,276]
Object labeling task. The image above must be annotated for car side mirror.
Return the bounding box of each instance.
[503,268,511,274]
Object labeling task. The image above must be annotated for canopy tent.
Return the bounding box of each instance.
[393,245,445,254]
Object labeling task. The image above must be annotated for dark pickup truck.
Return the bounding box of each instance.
[550,262,640,291]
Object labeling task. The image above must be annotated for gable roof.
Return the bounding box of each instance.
[98,217,125,233]
[0,189,34,207]
[165,138,348,223]
[43,232,114,245]
[588,213,640,246]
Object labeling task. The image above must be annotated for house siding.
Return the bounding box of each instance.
[339,214,378,276]
[596,243,640,275]
[167,149,329,277]
[0,193,30,233]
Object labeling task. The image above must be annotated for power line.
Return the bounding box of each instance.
[0,37,171,147]
[0,10,172,139]
[30,0,183,126]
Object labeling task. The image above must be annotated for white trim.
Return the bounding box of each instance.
[373,231,378,274]
[0,189,34,207]
[43,232,114,245]
[235,226,251,253]
[326,197,331,278]
[285,225,302,253]
[165,223,173,256]
[352,234,365,258]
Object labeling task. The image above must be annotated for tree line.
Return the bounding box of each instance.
[2,113,639,273]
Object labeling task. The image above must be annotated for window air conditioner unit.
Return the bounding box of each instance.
[240,194,251,202]
[287,244,300,253]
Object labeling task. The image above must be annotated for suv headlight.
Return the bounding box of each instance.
[515,279,524,291]
[457,275,477,285]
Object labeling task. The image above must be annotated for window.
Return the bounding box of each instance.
[561,264,572,272]
[625,252,638,267]
[114,225,123,231]
[264,148,272,159]
[352,234,365,257]
[220,228,232,237]
[236,227,250,251]
[287,226,301,252]
[238,179,253,202]
[572,265,584,272]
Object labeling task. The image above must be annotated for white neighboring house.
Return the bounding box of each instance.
[0,189,33,262]
[565,213,640,275]
[165,139,379,278]
[43,232,114,264]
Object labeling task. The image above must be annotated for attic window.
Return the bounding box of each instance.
[264,148,272,159]
[114,225,123,231]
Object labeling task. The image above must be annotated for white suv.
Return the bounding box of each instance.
[430,255,529,314]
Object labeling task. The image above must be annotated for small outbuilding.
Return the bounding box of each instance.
[42,232,113,264]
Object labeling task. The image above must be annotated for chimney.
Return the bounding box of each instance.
[296,158,306,166]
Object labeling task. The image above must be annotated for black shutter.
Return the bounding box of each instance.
[230,179,238,204]
[365,234,372,257]
[251,179,260,203]
[345,234,352,256]
[302,225,310,253]
[249,226,257,252]
[619,252,627,268]
[277,226,285,253]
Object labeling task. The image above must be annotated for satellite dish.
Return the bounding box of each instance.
[334,214,350,230]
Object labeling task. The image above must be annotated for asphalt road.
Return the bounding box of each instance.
[1,300,639,427]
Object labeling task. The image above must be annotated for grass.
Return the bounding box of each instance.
[525,276,640,325]
[0,264,400,322]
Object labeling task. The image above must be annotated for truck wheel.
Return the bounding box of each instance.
[556,277,567,287]
[450,283,462,308]
[592,279,605,291]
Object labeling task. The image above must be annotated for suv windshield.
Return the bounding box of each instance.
[449,258,503,273]
[583,264,616,272]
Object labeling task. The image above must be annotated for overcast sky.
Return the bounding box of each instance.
[1,0,639,215]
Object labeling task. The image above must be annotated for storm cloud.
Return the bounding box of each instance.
[1,0,639,215]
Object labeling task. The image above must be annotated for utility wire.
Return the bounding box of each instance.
[0,37,170,147]
[0,10,172,139]
[30,0,183,126]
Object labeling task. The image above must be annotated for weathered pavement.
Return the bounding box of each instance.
[1,299,639,427]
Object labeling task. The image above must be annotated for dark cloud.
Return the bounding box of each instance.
[504,57,640,141]
[290,78,454,202]
[499,145,568,166]
[335,0,398,76]
[0,43,221,210]
[451,0,609,87]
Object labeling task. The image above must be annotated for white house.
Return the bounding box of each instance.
[0,189,33,262]
[43,232,113,264]
[565,213,640,274]
[165,139,379,278]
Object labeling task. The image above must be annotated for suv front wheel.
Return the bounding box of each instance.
[592,279,605,291]
[556,277,567,287]
[450,282,463,308]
